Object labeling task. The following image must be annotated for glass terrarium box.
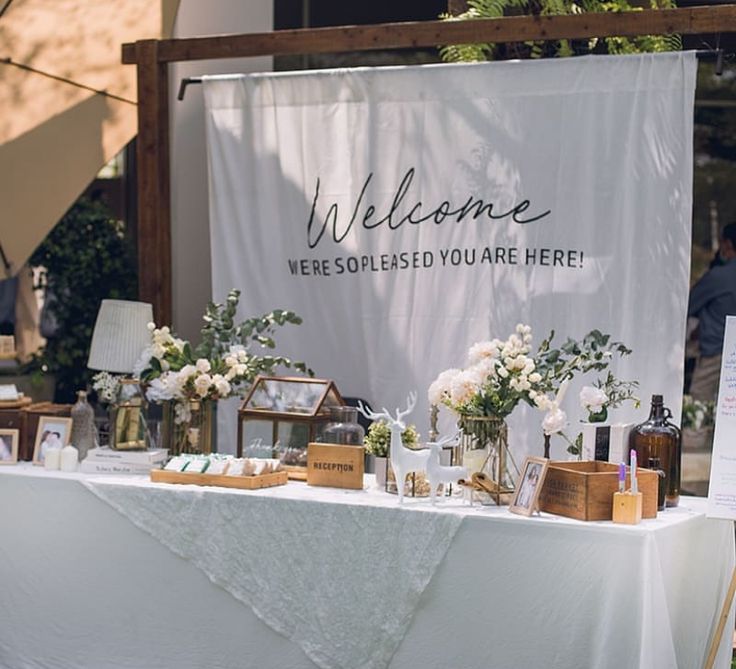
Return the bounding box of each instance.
[237,376,345,480]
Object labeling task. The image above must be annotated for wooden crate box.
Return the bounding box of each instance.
[538,461,658,521]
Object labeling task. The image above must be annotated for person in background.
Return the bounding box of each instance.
[688,222,736,402]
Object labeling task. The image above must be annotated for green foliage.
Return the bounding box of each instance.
[364,420,419,458]
[196,290,309,377]
[137,289,311,401]
[439,0,680,62]
[681,395,715,430]
[564,431,584,457]
[534,329,632,394]
[30,198,136,403]
[593,371,640,411]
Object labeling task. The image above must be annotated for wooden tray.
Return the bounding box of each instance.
[150,469,288,490]
[0,397,31,409]
[281,464,308,481]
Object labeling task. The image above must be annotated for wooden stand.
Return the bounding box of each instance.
[704,564,736,669]
[150,469,288,490]
[611,491,642,525]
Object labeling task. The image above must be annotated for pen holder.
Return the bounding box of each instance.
[612,491,643,525]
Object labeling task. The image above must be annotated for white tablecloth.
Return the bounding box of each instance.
[0,464,732,669]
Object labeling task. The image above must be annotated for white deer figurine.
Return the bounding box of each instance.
[358,392,428,505]
[426,434,467,506]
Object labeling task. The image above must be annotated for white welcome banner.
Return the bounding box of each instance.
[204,53,696,454]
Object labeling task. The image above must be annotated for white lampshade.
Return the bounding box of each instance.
[87,300,153,373]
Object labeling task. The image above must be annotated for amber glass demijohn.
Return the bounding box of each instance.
[628,394,681,507]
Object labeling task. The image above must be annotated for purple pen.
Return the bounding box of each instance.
[618,462,626,493]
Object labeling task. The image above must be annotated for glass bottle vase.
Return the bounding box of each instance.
[161,400,216,456]
[458,415,517,505]
[628,394,680,507]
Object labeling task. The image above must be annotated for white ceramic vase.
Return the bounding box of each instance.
[374,456,387,489]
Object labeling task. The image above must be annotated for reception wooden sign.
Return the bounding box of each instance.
[307,443,364,489]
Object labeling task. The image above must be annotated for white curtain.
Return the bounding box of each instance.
[204,53,696,455]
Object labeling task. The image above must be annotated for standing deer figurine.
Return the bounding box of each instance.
[426,434,467,506]
[358,392,427,504]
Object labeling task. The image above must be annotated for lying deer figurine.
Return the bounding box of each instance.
[358,392,427,504]
[426,434,467,506]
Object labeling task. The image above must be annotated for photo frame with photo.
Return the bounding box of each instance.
[510,456,549,517]
[0,429,19,464]
[32,417,73,466]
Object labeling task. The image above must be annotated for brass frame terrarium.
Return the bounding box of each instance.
[110,378,148,450]
[237,376,344,480]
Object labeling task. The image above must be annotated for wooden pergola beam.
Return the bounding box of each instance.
[122,5,736,325]
[123,5,736,65]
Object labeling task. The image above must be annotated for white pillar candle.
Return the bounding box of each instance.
[60,445,79,472]
[44,447,61,470]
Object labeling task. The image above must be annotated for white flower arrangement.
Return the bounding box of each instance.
[430,327,638,453]
[136,290,309,422]
[91,371,137,404]
[428,324,547,419]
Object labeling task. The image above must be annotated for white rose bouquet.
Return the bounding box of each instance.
[429,327,638,450]
[136,290,310,422]
[428,324,548,419]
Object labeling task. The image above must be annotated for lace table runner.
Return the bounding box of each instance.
[83,478,463,669]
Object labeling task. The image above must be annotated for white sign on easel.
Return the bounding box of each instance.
[704,315,736,669]
[707,315,736,520]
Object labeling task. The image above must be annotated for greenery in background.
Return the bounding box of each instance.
[439,0,681,63]
[30,198,136,403]
[364,420,419,458]
[681,395,716,430]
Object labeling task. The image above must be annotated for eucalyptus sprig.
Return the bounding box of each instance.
[137,290,311,406]
[534,329,632,396]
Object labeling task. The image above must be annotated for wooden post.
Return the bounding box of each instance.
[134,40,171,325]
[703,563,736,669]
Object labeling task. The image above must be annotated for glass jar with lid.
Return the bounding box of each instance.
[322,406,365,446]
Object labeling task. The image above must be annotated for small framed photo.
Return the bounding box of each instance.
[0,429,19,464]
[33,417,73,466]
[510,456,549,517]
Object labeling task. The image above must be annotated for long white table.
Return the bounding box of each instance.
[0,464,732,669]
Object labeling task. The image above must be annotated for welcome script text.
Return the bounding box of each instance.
[306,166,552,249]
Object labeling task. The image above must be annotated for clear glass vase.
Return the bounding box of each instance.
[161,400,216,456]
[458,415,517,505]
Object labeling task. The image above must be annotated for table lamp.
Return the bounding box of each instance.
[88,300,153,450]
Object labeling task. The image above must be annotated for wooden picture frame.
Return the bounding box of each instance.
[0,429,19,465]
[510,456,549,516]
[32,417,73,466]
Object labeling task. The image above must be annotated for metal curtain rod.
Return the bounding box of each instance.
[177,76,202,101]
[176,48,725,101]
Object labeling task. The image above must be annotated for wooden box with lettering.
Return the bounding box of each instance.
[307,443,364,489]
[538,461,657,521]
